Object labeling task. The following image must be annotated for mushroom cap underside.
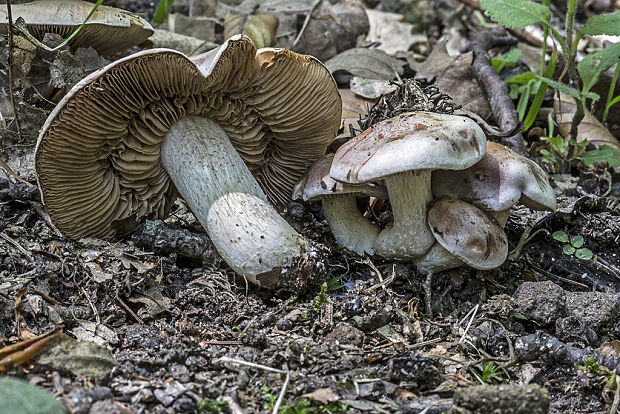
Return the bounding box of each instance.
[427,198,508,270]
[432,141,557,212]
[0,0,154,55]
[329,111,487,184]
[35,35,341,239]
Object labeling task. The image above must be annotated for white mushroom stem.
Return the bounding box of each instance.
[414,243,464,275]
[321,194,380,255]
[161,116,309,287]
[372,170,435,259]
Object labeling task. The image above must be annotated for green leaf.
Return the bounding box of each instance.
[578,43,620,93]
[580,11,620,36]
[491,49,523,72]
[0,378,64,414]
[578,145,620,167]
[563,244,576,255]
[153,0,174,24]
[570,235,584,248]
[480,0,550,28]
[575,248,594,261]
[553,230,569,243]
[533,74,600,101]
[507,71,536,85]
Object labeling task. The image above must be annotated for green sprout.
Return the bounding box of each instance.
[552,231,593,260]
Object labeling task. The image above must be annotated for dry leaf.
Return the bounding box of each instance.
[336,89,377,140]
[300,388,339,404]
[350,77,398,99]
[415,40,492,119]
[224,13,279,49]
[554,92,620,149]
[364,9,427,54]
[325,48,404,81]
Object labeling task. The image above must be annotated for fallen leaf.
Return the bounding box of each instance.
[336,89,377,140]
[365,9,427,54]
[0,378,64,414]
[350,76,398,99]
[300,388,339,404]
[224,13,279,49]
[554,92,620,149]
[84,261,114,283]
[325,48,404,81]
[415,40,492,119]
[0,327,62,371]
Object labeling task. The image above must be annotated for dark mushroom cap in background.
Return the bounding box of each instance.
[35,35,341,239]
[329,111,486,184]
[0,0,154,55]
[428,198,508,269]
[293,154,388,201]
[432,141,557,212]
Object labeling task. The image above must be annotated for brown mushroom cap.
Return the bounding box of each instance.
[0,0,154,55]
[330,111,486,184]
[35,35,341,239]
[293,154,387,201]
[432,141,557,212]
[427,198,508,270]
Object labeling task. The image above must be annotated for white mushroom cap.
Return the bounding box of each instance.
[330,111,486,184]
[0,0,154,56]
[432,141,557,212]
[293,154,387,201]
[424,198,508,270]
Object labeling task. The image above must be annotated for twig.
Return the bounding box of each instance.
[5,0,23,142]
[272,368,290,414]
[611,378,620,414]
[458,304,479,344]
[468,31,527,154]
[292,0,321,48]
[216,356,287,374]
[0,232,32,258]
[29,201,64,238]
[116,292,144,324]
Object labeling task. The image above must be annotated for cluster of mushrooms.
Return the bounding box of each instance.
[18,1,556,288]
[294,112,557,275]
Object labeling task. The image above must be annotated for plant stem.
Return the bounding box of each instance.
[603,61,620,123]
[5,0,23,142]
[565,0,579,85]
[570,98,585,142]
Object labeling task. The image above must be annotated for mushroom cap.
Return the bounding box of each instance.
[292,154,388,201]
[35,35,341,239]
[432,141,557,212]
[0,0,154,55]
[329,111,486,184]
[428,198,508,270]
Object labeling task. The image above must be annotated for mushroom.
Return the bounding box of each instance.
[35,35,342,288]
[414,198,509,274]
[329,111,486,260]
[0,0,153,56]
[431,141,557,226]
[293,154,387,255]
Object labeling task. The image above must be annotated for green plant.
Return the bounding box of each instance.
[312,282,328,313]
[552,231,593,260]
[154,0,174,24]
[195,397,228,414]
[491,48,522,73]
[481,0,620,139]
[469,361,508,384]
[603,62,620,123]
[539,114,620,171]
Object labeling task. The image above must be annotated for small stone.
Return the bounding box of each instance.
[276,318,293,331]
[124,324,163,349]
[170,364,191,383]
[325,323,364,347]
[514,281,566,326]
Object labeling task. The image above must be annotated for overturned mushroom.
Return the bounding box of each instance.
[0,0,153,56]
[35,35,341,288]
[293,154,387,255]
[330,112,486,260]
[415,198,509,274]
[432,141,557,225]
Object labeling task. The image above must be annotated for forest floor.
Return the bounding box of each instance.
[0,0,619,413]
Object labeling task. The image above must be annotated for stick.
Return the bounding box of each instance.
[292,0,321,48]
[5,0,23,142]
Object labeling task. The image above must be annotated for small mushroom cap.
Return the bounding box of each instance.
[330,111,486,184]
[432,141,557,212]
[0,0,154,55]
[293,154,388,201]
[428,198,508,270]
[35,35,341,239]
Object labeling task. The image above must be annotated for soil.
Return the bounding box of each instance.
[0,1,619,413]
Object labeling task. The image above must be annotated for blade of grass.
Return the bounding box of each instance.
[522,48,558,130]
[603,61,619,123]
